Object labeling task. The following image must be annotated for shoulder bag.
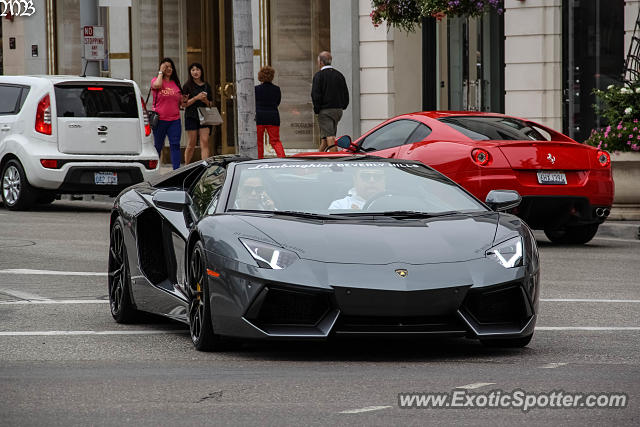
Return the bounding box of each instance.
[145,87,160,129]
[198,106,223,126]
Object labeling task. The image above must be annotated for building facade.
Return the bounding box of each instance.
[1,0,637,155]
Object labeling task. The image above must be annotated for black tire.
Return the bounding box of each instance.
[108,218,138,323]
[481,334,533,348]
[1,159,36,211]
[544,223,599,245]
[188,241,225,351]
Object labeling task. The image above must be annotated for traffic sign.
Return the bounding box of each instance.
[82,26,105,61]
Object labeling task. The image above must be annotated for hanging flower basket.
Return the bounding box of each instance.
[370,0,504,32]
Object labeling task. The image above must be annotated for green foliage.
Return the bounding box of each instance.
[585,84,640,152]
[370,0,504,32]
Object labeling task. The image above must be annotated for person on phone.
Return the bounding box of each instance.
[255,66,286,158]
[233,175,276,211]
[183,63,214,164]
[151,57,184,170]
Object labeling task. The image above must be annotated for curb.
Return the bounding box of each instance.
[597,221,640,240]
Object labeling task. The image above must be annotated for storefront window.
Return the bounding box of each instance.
[563,0,624,141]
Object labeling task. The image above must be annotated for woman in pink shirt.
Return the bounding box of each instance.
[151,57,185,169]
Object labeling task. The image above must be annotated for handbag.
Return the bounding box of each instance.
[198,106,223,126]
[145,87,160,129]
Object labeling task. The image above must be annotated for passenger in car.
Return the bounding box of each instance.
[233,175,277,211]
[328,168,386,210]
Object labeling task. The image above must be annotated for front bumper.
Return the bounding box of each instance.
[206,253,539,341]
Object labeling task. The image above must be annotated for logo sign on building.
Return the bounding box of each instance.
[83,26,105,61]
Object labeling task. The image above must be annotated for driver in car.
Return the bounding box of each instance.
[234,175,277,210]
[329,168,386,210]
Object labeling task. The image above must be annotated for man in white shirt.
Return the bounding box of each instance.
[329,168,386,210]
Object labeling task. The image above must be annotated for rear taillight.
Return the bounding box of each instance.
[471,148,491,166]
[40,159,59,169]
[140,96,151,136]
[597,150,610,167]
[146,159,158,169]
[35,94,52,135]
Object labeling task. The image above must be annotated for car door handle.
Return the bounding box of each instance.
[389,152,396,158]
[1,125,10,131]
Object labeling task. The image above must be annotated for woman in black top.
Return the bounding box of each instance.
[183,63,214,164]
[255,66,286,158]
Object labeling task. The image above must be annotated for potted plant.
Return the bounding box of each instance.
[585,84,640,220]
[370,0,504,32]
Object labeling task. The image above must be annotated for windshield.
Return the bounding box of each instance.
[438,116,549,141]
[226,160,487,215]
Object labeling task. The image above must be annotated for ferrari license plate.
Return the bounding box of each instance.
[537,171,567,185]
[94,172,118,185]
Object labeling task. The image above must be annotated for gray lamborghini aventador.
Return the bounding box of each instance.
[108,155,540,351]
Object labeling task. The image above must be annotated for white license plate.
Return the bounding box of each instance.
[537,171,567,185]
[94,172,118,185]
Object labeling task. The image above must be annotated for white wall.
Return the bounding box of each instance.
[504,0,562,131]
[107,6,131,79]
[357,0,422,134]
[626,0,640,59]
[2,0,48,75]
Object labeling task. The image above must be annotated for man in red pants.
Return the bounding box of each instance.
[255,66,286,158]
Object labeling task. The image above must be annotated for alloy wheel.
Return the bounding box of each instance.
[108,223,127,316]
[2,165,21,206]
[189,246,206,343]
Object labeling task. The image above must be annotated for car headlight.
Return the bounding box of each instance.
[486,236,523,268]
[239,238,299,269]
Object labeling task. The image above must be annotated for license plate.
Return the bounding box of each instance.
[94,172,118,185]
[537,171,567,185]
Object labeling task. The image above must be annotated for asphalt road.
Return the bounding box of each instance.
[1,200,639,426]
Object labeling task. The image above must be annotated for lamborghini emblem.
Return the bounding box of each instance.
[395,269,408,278]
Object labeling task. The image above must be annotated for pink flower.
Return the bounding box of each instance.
[630,134,634,139]
[605,143,608,147]
[635,119,639,123]
[618,133,622,138]
[606,125,612,132]
[634,127,638,131]
[597,141,602,149]
[617,124,623,130]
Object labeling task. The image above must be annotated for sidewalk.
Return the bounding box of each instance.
[597,220,640,240]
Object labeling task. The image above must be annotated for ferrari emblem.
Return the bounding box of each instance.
[395,269,408,278]
[547,153,556,164]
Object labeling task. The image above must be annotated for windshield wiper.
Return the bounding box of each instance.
[351,210,463,219]
[273,210,350,220]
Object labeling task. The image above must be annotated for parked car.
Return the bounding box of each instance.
[324,111,614,244]
[0,75,159,210]
[108,155,539,351]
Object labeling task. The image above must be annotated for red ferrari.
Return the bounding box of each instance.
[318,111,614,244]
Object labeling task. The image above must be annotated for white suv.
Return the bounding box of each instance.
[0,75,159,210]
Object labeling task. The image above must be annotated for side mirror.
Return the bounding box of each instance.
[485,190,521,212]
[336,135,352,149]
[153,190,192,211]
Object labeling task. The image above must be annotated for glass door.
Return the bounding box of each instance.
[187,0,236,156]
[562,0,624,142]
[446,12,504,113]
